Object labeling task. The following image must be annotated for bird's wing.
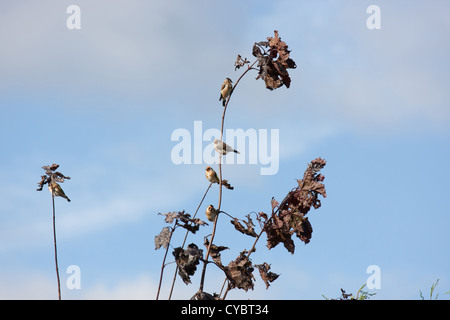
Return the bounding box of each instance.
[224,143,233,151]
[219,82,225,100]
[222,142,229,151]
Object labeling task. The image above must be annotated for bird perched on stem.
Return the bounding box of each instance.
[205,166,234,190]
[214,139,240,155]
[205,204,219,222]
[49,181,71,202]
[219,78,233,107]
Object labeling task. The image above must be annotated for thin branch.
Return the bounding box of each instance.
[219,277,228,298]
[246,194,291,260]
[167,182,212,300]
[220,60,258,141]
[199,60,258,294]
[156,222,176,300]
[52,194,61,300]
[219,210,237,220]
[221,281,232,300]
[199,154,222,292]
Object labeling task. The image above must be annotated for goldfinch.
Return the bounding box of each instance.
[205,166,220,183]
[205,167,234,190]
[219,78,233,107]
[205,204,218,222]
[214,139,240,155]
[49,181,71,202]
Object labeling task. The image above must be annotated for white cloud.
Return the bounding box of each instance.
[242,1,450,134]
[0,271,164,300]
[81,274,157,300]
[0,272,57,299]
[0,163,203,253]
[0,1,237,98]
[324,1,450,133]
[2,1,449,133]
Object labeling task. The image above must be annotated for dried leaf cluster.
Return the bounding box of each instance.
[155,31,328,300]
[36,163,71,191]
[253,30,297,90]
[154,158,326,297]
[234,54,250,71]
[258,158,327,254]
[173,244,203,285]
[159,211,208,234]
[222,250,255,291]
[230,214,257,237]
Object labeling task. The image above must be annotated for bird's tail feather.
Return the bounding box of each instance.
[221,179,234,190]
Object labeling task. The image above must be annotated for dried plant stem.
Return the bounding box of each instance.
[222,282,232,300]
[52,194,61,300]
[180,182,213,248]
[219,277,228,297]
[247,193,290,260]
[155,221,176,300]
[219,60,257,142]
[198,155,222,292]
[199,60,258,295]
[215,201,283,297]
[167,182,212,300]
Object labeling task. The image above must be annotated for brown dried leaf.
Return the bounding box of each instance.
[286,211,313,244]
[190,290,219,300]
[265,214,296,253]
[255,262,280,289]
[204,238,228,267]
[159,211,208,234]
[36,164,70,191]
[36,175,48,191]
[281,157,327,215]
[234,54,250,71]
[223,250,255,291]
[262,158,326,253]
[154,227,172,250]
[252,30,296,90]
[159,212,179,224]
[271,197,279,211]
[172,243,203,285]
[230,214,257,237]
[257,211,268,221]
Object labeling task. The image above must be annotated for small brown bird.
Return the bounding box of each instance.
[205,167,234,190]
[205,166,220,184]
[205,204,218,222]
[48,181,71,202]
[214,139,240,155]
[219,78,233,107]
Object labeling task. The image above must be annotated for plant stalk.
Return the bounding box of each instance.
[52,194,61,300]
[156,222,176,300]
[198,60,258,295]
[167,182,212,300]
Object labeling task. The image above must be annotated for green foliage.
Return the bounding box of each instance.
[419,279,450,300]
[323,284,376,300]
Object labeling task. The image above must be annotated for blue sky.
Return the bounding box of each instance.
[1,0,449,300]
